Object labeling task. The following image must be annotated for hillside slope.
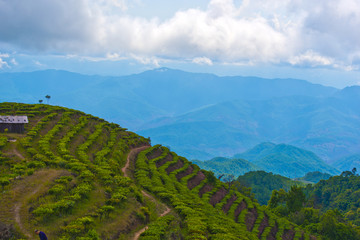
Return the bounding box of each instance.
[234,143,340,178]
[0,103,318,239]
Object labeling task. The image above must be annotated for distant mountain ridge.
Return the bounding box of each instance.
[235,142,340,178]
[196,142,339,179]
[1,68,359,161]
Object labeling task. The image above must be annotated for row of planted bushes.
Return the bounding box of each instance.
[135,146,257,240]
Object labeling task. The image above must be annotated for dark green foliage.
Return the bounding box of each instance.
[236,171,303,205]
[305,174,360,226]
[296,171,332,183]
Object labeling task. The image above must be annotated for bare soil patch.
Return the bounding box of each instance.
[155,153,173,168]
[198,183,213,198]
[282,228,295,240]
[176,165,193,181]
[166,159,184,174]
[187,171,205,190]
[209,187,228,207]
[245,207,258,231]
[258,214,269,238]
[267,222,278,240]
[222,194,237,213]
[234,200,247,222]
[146,147,163,160]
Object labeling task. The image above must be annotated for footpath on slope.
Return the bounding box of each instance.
[0,169,70,239]
[122,146,171,240]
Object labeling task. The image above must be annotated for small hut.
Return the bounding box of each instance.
[0,116,28,133]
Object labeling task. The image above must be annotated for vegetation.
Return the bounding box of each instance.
[2,102,355,240]
[0,103,150,239]
[193,157,260,178]
[236,171,305,205]
[235,142,339,178]
[295,171,332,183]
[267,171,360,239]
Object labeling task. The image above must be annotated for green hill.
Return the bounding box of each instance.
[295,171,332,183]
[236,171,304,205]
[0,102,316,239]
[235,143,340,178]
[304,172,360,226]
[192,157,261,178]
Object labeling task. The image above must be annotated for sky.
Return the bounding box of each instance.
[0,0,360,88]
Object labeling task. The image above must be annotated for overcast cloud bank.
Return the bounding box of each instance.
[0,0,359,72]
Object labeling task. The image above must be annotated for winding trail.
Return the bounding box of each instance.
[122,146,149,178]
[122,146,171,240]
[1,169,69,239]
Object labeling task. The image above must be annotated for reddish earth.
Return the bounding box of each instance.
[166,159,184,174]
[310,236,317,240]
[245,207,258,231]
[209,187,228,206]
[146,147,162,160]
[267,222,278,240]
[258,214,269,238]
[198,183,213,198]
[187,171,206,190]
[282,228,295,240]
[222,194,237,213]
[155,153,173,168]
[176,165,193,181]
[234,200,247,222]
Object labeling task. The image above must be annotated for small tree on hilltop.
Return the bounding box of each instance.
[39,100,43,104]
[45,95,51,104]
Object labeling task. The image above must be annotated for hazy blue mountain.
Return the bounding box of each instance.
[0,68,358,161]
[234,143,340,178]
[331,154,360,172]
[139,121,261,160]
[192,157,261,178]
[139,93,360,161]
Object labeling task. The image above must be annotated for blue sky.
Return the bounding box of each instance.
[0,0,360,88]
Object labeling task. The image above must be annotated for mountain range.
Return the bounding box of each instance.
[1,68,359,161]
[194,142,340,179]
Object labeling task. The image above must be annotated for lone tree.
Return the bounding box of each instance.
[39,100,43,104]
[45,95,51,104]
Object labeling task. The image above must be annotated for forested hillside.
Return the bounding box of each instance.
[234,143,339,178]
[235,171,304,205]
[0,102,315,239]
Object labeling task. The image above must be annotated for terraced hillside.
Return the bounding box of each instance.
[0,103,315,239]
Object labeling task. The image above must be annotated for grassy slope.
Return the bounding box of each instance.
[0,103,315,239]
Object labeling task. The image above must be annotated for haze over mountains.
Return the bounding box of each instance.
[1,68,359,162]
[195,142,340,179]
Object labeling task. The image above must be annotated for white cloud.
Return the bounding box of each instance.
[192,57,213,65]
[0,0,359,70]
[0,58,9,69]
[34,60,45,67]
[0,53,10,69]
[289,50,333,67]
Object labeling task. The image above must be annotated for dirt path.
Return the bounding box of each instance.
[133,190,171,240]
[0,169,69,239]
[14,183,43,238]
[12,147,25,160]
[121,146,171,240]
[122,146,149,178]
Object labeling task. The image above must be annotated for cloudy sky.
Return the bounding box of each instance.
[0,0,359,87]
